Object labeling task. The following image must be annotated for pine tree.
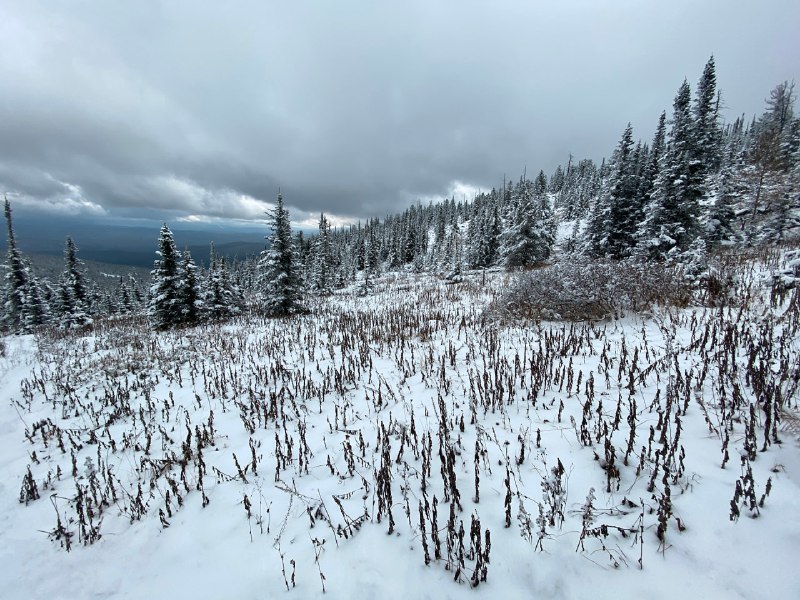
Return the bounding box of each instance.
[259,192,304,316]
[148,224,184,330]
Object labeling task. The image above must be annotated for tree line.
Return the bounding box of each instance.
[3,57,799,332]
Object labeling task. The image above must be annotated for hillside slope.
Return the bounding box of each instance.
[1,266,799,599]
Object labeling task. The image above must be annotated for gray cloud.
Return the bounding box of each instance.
[1,1,798,224]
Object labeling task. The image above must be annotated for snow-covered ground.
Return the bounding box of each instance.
[1,268,799,600]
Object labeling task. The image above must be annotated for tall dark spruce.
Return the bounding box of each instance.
[58,236,92,329]
[259,192,304,316]
[637,80,703,260]
[585,123,641,258]
[149,224,184,330]
[3,197,31,332]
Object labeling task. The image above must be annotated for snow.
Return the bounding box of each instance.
[1,269,799,599]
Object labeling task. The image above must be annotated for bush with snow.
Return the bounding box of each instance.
[491,259,691,321]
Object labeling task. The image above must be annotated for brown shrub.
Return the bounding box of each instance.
[489,260,691,321]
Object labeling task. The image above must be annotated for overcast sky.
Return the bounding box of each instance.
[1,1,798,228]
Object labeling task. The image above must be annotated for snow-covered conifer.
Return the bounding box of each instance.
[149,224,184,330]
[57,236,92,329]
[179,249,202,326]
[259,192,304,316]
[3,196,29,332]
[586,123,641,258]
[501,174,555,268]
[637,80,704,259]
[205,243,242,321]
[311,213,333,294]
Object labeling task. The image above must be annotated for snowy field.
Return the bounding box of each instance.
[1,266,799,600]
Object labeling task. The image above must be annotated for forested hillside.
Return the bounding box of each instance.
[3,59,798,333]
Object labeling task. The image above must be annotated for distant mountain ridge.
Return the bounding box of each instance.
[0,215,267,267]
[24,253,151,293]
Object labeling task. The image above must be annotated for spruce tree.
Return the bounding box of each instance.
[355,223,367,272]
[127,274,144,308]
[259,192,304,316]
[586,123,641,258]
[637,80,704,259]
[484,200,502,266]
[148,224,184,330]
[637,112,667,209]
[433,208,446,249]
[58,236,92,329]
[179,249,201,326]
[465,201,488,269]
[3,196,29,332]
[311,213,333,294]
[24,267,50,331]
[358,224,379,296]
[64,237,89,309]
[694,56,722,172]
[706,139,745,247]
[534,169,548,197]
[205,243,242,321]
[501,174,555,268]
[365,222,381,276]
[564,158,599,219]
[402,205,421,264]
[549,165,565,194]
[442,224,464,280]
[746,82,799,241]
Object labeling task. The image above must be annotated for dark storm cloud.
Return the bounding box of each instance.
[1,1,798,224]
